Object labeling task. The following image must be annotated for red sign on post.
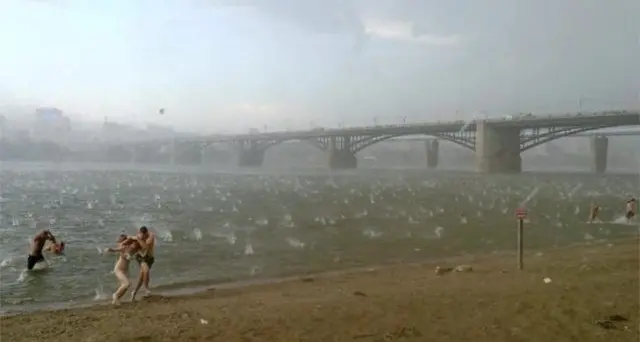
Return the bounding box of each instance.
[515,208,527,219]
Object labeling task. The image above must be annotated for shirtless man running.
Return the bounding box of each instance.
[105,234,141,305]
[626,198,637,223]
[129,226,156,300]
[28,229,57,270]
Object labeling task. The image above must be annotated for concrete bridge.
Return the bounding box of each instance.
[116,110,640,174]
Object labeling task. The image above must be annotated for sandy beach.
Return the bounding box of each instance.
[2,239,638,342]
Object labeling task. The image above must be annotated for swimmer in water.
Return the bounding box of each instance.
[105,234,141,305]
[28,229,57,270]
[626,198,637,223]
[43,241,65,255]
[588,203,601,223]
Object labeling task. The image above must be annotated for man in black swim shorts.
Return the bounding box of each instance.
[28,230,57,270]
[129,226,156,300]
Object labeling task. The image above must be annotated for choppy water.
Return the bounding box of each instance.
[0,163,638,314]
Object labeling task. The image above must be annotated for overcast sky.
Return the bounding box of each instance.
[0,0,638,133]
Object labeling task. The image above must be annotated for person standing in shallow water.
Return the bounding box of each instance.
[588,203,600,223]
[27,229,57,270]
[105,234,141,305]
[626,198,637,223]
[129,226,156,300]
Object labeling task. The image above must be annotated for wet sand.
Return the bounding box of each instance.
[2,239,638,342]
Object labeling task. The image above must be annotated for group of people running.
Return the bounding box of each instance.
[25,198,636,306]
[27,226,156,306]
[587,198,637,223]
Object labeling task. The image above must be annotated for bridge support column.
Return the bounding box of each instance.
[425,139,439,169]
[173,143,203,165]
[237,141,265,167]
[590,135,608,174]
[475,122,522,174]
[328,136,357,169]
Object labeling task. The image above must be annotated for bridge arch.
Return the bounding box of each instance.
[520,124,616,152]
[349,132,476,154]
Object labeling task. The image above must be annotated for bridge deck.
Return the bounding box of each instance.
[188,111,640,143]
[116,111,640,146]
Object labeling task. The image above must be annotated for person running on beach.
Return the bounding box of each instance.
[588,203,601,223]
[105,234,141,305]
[626,198,637,223]
[129,226,156,300]
[27,229,57,270]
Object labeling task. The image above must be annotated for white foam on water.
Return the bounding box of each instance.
[159,231,174,242]
[0,257,13,268]
[244,243,254,255]
[354,210,368,219]
[193,228,203,241]
[611,216,636,225]
[17,269,27,283]
[286,237,305,248]
[224,233,237,245]
[94,283,108,301]
[568,183,583,197]
[519,186,540,207]
[362,228,382,239]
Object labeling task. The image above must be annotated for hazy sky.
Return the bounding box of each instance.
[1,0,638,132]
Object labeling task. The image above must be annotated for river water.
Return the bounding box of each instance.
[0,163,637,314]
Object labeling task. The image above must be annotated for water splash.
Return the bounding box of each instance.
[193,228,203,241]
[519,186,540,207]
[286,237,305,249]
[244,243,254,255]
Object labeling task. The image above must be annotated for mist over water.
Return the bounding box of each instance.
[0,164,637,314]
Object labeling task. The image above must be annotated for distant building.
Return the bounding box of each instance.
[32,107,72,142]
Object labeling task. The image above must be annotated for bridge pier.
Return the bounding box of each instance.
[130,147,141,164]
[237,141,265,167]
[590,135,608,174]
[425,139,439,169]
[475,121,522,174]
[328,136,357,169]
[172,143,203,165]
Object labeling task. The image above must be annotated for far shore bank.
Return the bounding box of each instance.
[1,238,638,342]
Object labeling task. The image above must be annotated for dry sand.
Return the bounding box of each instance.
[2,239,638,342]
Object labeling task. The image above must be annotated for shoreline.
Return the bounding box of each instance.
[1,160,639,176]
[1,247,501,316]
[2,237,637,342]
[1,238,633,317]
